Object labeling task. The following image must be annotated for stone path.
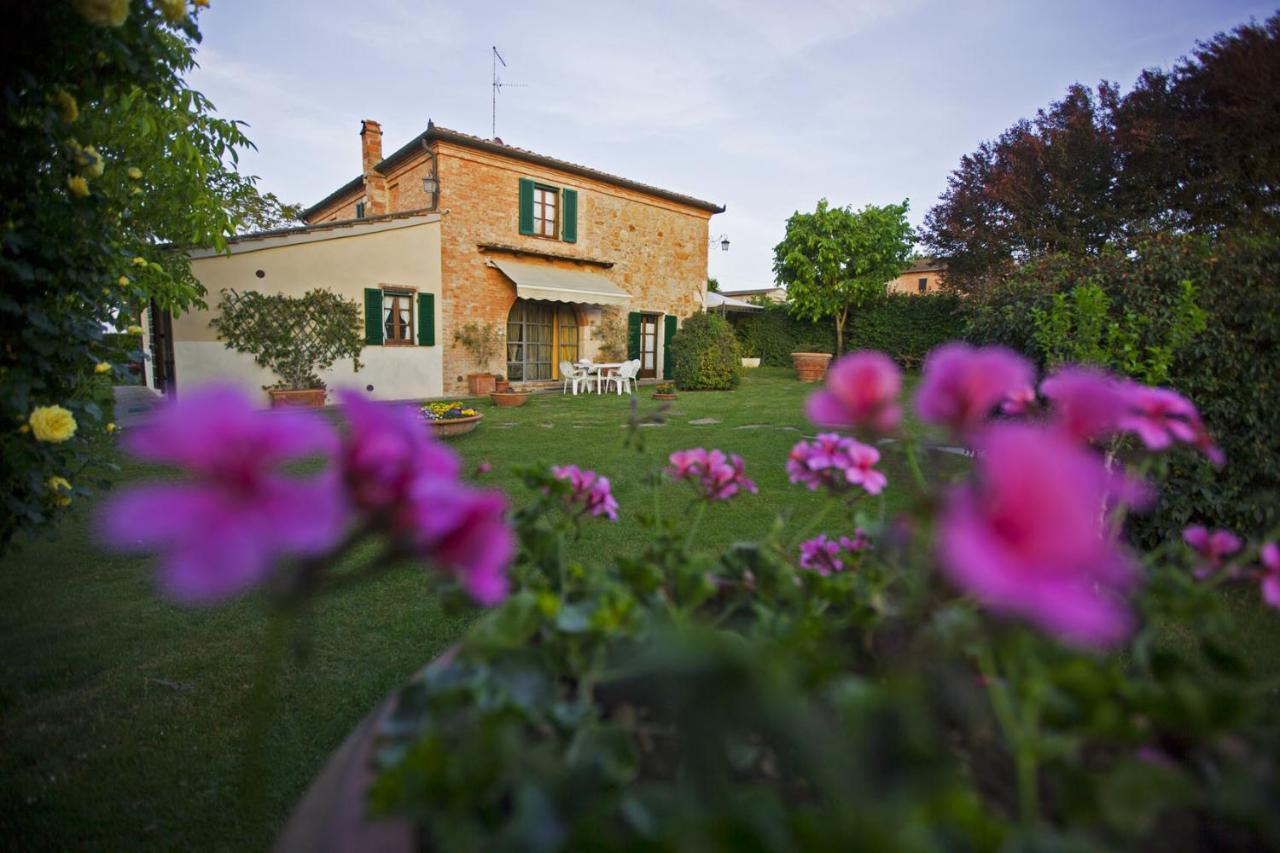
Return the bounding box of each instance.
[112,385,163,428]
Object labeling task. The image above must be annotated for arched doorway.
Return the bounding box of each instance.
[506,299,579,381]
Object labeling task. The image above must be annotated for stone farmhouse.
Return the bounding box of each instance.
[145,120,723,401]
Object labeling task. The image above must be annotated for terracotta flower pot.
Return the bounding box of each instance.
[426,412,483,438]
[790,352,833,382]
[466,373,496,396]
[489,391,529,408]
[268,388,326,408]
[494,379,512,393]
[652,392,677,401]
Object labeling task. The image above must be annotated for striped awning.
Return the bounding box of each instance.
[489,259,631,307]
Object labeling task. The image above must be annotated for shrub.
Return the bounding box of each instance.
[453,322,503,372]
[732,304,835,366]
[670,311,742,390]
[592,309,628,362]
[962,231,1280,543]
[211,288,364,390]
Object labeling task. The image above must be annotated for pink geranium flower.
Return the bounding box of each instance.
[99,384,347,603]
[1182,525,1242,579]
[667,448,757,501]
[1118,384,1223,465]
[1000,384,1037,416]
[798,529,871,576]
[806,350,902,434]
[399,479,514,605]
[1260,543,1280,609]
[338,390,460,511]
[1040,366,1128,443]
[551,464,620,521]
[915,343,1035,439]
[338,390,513,605]
[787,433,887,495]
[936,422,1141,648]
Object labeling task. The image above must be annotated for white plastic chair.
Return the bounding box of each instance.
[605,360,640,395]
[560,361,591,395]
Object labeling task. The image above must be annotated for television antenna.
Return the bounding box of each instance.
[491,46,528,140]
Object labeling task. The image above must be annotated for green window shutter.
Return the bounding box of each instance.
[562,188,578,243]
[518,178,535,235]
[627,312,641,360]
[663,314,677,379]
[417,292,435,346]
[364,287,383,345]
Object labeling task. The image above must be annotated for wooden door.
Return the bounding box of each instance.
[638,314,658,378]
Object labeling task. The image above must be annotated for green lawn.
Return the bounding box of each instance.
[0,368,958,851]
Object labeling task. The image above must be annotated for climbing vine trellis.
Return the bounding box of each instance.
[212,289,365,390]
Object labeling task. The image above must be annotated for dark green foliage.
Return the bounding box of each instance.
[731,304,836,367]
[963,232,1280,544]
[670,311,742,390]
[925,14,1280,290]
[733,295,963,368]
[845,294,966,367]
[0,1,260,550]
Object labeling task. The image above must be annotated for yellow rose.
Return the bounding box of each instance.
[29,406,77,443]
[131,256,147,267]
[67,175,90,198]
[73,0,130,27]
[118,275,130,286]
[130,187,143,196]
[157,0,186,22]
[106,422,117,434]
[127,325,143,335]
[18,424,30,434]
[54,90,79,123]
[95,362,112,374]
[46,476,73,507]
[80,146,105,178]
[127,166,143,180]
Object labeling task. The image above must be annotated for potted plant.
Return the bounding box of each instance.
[493,374,512,393]
[490,389,530,408]
[420,401,483,438]
[652,382,678,400]
[791,351,832,381]
[212,288,364,407]
[453,322,503,396]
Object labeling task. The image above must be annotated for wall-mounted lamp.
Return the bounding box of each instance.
[422,177,439,194]
[711,233,730,252]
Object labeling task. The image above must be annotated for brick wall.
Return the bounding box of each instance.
[310,134,715,392]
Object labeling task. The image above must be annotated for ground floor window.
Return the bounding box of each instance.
[507,299,579,381]
[383,288,414,344]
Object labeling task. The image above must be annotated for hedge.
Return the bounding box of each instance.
[963,231,1280,545]
[731,294,965,368]
[670,311,742,390]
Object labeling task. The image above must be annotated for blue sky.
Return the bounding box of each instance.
[188,0,1274,291]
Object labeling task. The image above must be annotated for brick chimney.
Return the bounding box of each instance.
[360,119,388,215]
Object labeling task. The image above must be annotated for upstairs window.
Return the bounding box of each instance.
[533,185,558,237]
[355,201,366,219]
[519,179,578,243]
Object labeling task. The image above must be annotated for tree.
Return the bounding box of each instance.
[0,2,263,550]
[706,277,720,293]
[773,199,914,355]
[924,14,1280,290]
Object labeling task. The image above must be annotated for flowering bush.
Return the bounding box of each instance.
[420,401,479,421]
[108,342,1280,850]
